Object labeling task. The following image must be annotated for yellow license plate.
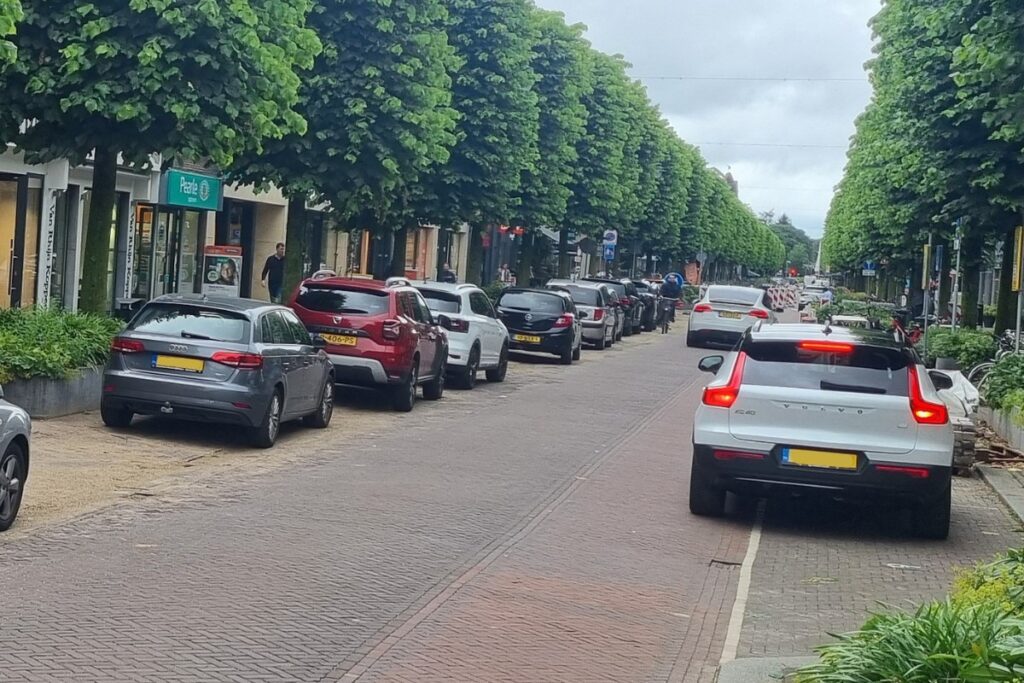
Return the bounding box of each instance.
[321,333,358,347]
[514,334,542,344]
[720,311,743,320]
[782,448,858,471]
[153,355,205,373]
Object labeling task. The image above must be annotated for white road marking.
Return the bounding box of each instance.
[720,500,765,665]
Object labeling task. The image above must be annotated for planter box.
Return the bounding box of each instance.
[3,366,103,419]
[980,406,1024,453]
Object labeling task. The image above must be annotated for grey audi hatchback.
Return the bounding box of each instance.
[101,294,335,448]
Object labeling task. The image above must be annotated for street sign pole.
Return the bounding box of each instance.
[951,221,962,331]
[922,234,932,358]
[1014,224,1024,352]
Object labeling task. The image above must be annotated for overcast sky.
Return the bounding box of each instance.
[537,0,879,238]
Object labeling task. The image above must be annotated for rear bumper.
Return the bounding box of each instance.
[688,328,743,347]
[102,372,265,427]
[508,328,573,355]
[328,354,393,386]
[692,443,951,503]
[582,323,609,342]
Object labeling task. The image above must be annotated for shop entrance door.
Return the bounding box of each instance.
[135,207,203,300]
[0,174,41,308]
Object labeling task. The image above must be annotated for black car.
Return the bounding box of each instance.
[631,279,659,332]
[581,277,644,335]
[496,288,583,365]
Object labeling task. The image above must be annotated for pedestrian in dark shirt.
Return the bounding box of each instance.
[440,262,458,284]
[261,242,286,303]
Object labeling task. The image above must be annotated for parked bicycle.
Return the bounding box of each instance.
[966,330,1018,390]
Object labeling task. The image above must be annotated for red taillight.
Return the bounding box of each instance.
[908,367,949,425]
[111,338,145,354]
[713,449,766,461]
[749,309,770,319]
[619,297,631,307]
[449,318,470,334]
[382,319,402,341]
[799,340,854,354]
[211,351,263,369]
[702,352,747,408]
[592,309,605,322]
[693,303,712,313]
[875,464,931,479]
[553,314,574,329]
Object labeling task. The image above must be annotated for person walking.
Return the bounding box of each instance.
[498,263,513,287]
[261,242,286,303]
[440,262,458,283]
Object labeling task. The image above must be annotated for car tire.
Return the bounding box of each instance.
[559,345,573,365]
[392,363,418,412]
[594,334,607,351]
[485,345,509,383]
[459,347,480,390]
[686,332,699,348]
[249,390,283,449]
[303,376,334,429]
[914,479,951,540]
[423,363,445,401]
[0,440,27,532]
[101,399,133,428]
[572,341,582,361]
[689,456,726,517]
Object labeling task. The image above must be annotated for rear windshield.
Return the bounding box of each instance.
[130,304,250,343]
[552,285,601,306]
[418,289,461,314]
[741,341,910,396]
[295,285,390,315]
[497,291,565,314]
[633,281,651,292]
[586,280,625,297]
[708,286,761,306]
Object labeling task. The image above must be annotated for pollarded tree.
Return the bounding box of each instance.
[0,0,19,65]
[231,0,459,286]
[0,0,321,312]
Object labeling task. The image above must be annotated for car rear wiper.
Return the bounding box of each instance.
[333,308,369,314]
[180,331,218,340]
[820,380,886,395]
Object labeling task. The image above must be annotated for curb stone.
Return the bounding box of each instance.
[977,464,1024,525]
[715,656,817,682]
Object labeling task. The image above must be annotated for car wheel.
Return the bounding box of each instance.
[689,456,726,517]
[249,390,282,449]
[303,376,334,429]
[572,339,582,361]
[101,399,133,428]
[594,334,607,351]
[0,441,26,532]
[392,363,418,412]
[914,479,951,540]
[559,345,573,365]
[459,347,480,390]
[686,332,699,348]
[485,345,509,383]
[423,362,445,401]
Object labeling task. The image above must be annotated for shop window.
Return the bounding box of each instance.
[405,229,418,271]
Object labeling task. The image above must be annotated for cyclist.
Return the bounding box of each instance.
[660,273,683,324]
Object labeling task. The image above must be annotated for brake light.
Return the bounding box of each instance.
[553,314,574,329]
[591,309,605,322]
[111,338,145,354]
[749,309,770,319]
[449,318,470,334]
[211,351,263,369]
[382,319,402,341]
[693,303,712,313]
[875,464,931,479]
[798,340,854,354]
[619,297,631,307]
[908,367,949,425]
[713,449,766,461]
[702,352,747,408]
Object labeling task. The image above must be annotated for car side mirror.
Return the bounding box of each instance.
[312,336,328,350]
[436,314,453,331]
[698,355,725,375]
[928,370,954,391]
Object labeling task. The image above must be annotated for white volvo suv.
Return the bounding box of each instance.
[690,323,954,539]
[415,282,510,389]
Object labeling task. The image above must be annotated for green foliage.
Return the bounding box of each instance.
[923,327,995,369]
[986,355,1024,411]
[763,213,816,273]
[0,308,122,383]
[0,0,20,65]
[481,281,506,303]
[953,548,1024,615]
[796,601,1024,683]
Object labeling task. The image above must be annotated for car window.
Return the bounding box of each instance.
[260,311,294,345]
[497,291,566,314]
[130,303,250,343]
[413,292,434,324]
[556,285,601,307]
[740,340,911,396]
[281,310,312,345]
[418,289,461,314]
[470,292,494,317]
[295,284,390,315]
[708,286,761,306]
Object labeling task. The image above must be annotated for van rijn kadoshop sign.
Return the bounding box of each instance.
[162,169,223,211]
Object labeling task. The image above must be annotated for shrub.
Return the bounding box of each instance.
[924,327,995,369]
[953,548,1024,615]
[795,601,1024,683]
[986,355,1024,411]
[0,308,122,383]
[481,281,506,303]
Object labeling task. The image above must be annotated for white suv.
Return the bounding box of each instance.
[691,323,954,539]
[415,283,510,389]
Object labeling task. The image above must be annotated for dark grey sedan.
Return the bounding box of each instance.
[101,294,335,448]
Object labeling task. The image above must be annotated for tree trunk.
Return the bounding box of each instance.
[466,224,483,285]
[284,195,307,295]
[80,147,119,313]
[960,233,983,329]
[558,228,570,278]
[391,223,409,278]
[996,223,1017,334]
[518,230,535,286]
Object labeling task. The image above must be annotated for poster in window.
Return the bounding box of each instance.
[202,245,244,297]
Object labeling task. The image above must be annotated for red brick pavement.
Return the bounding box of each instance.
[350,379,754,683]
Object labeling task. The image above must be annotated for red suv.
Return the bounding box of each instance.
[289,278,449,412]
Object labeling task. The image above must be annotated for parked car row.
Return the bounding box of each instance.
[97,275,664,455]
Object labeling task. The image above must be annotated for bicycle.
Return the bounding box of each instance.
[658,298,675,334]
[966,330,1018,390]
